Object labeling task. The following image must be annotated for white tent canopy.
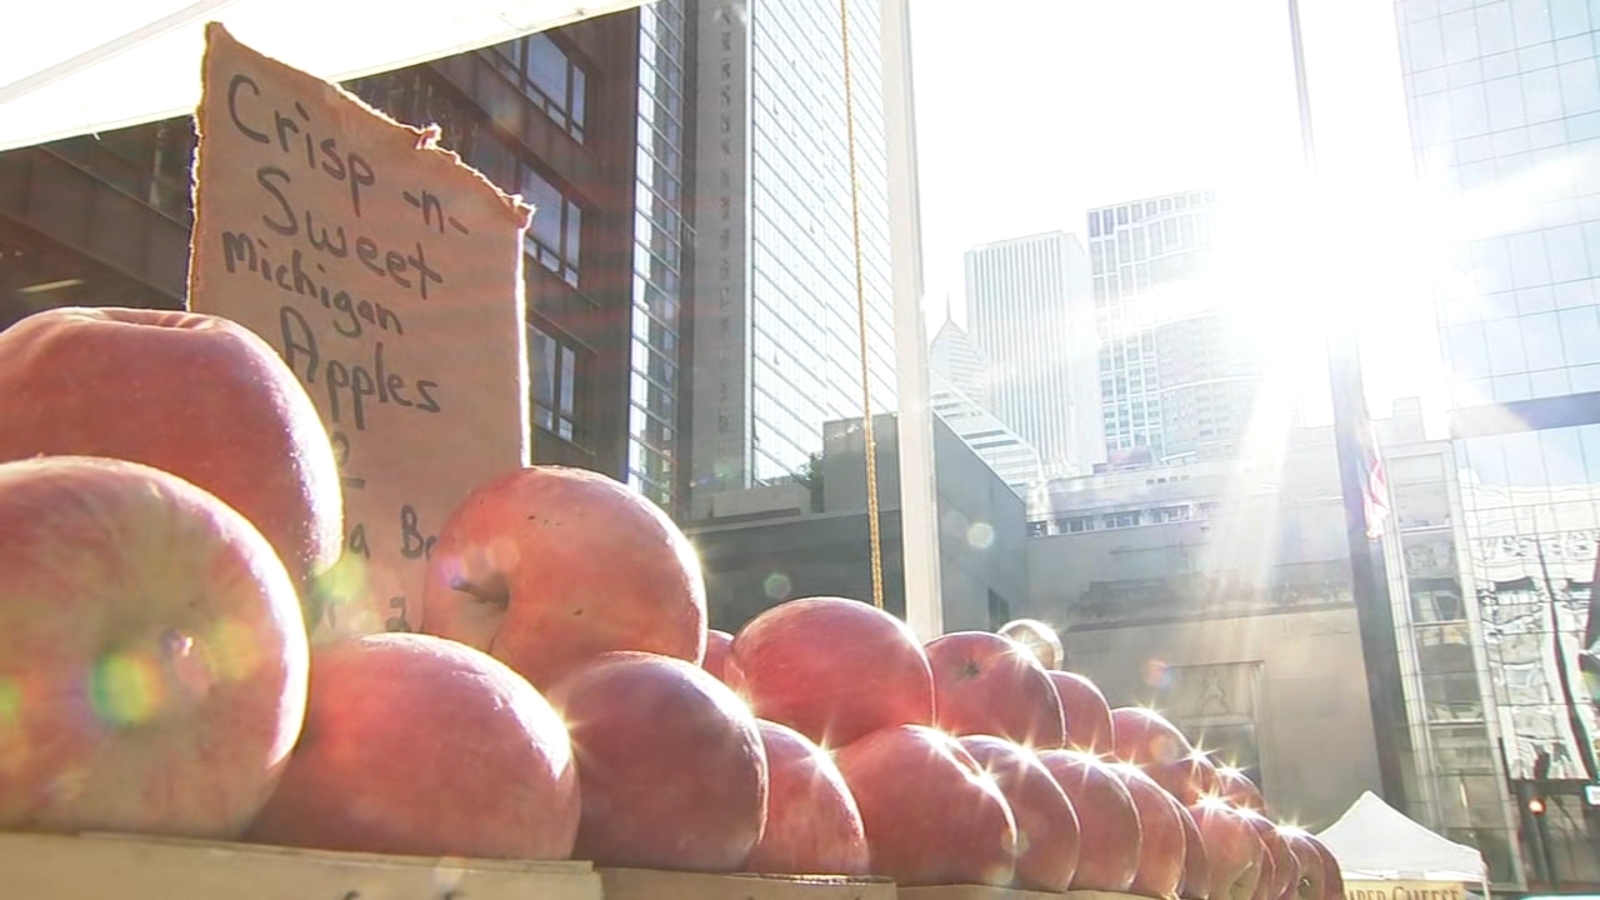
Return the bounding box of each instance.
[1317,791,1489,883]
[0,0,648,153]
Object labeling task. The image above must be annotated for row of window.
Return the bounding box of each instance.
[1031,501,1221,536]
[464,130,585,287]
[530,324,580,442]
[488,32,588,142]
[1400,0,1600,74]
[1090,216,1213,274]
[1087,191,1216,238]
[1411,63,1600,146]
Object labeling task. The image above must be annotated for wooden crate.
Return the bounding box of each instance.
[1,830,603,900]
[601,866,896,900]
[900,888,1138,900]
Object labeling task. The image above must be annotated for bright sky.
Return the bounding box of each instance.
[908,0,1445,429]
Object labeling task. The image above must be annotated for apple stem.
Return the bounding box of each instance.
[449,573,510,611]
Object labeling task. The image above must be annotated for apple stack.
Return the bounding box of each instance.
[0,308,599,861]
[712,600,1349,900]
[0,306,1348,900]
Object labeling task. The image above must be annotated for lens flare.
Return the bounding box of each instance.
[205,617,262,683]
[0,677,19,726]
[89,651,164,727]
[1142,658,1173,690]
[966,521,995,550]
[763,572,792,601]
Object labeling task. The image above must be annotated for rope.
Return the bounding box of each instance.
[838,0,885,611]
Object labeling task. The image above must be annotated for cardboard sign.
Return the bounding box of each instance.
[188,22,531,638]
[1347,881,1470,900]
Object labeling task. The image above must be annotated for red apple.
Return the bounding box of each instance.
[746,720,869,876]
[927,632,1065,748]
[1240,811,1297,900]
[1217,767,1267,813]
[1301,832,1345,900]
[1278,828,1325,900]
[421,466,706,688]
[1109,763,1187,900]
[728,597,933,749]
[960,735,1081,892]
[834,725,1017,886]
[1177,803,1212,900]
[1049,670,1116,755]
[548,651,765,871]
[1113,707,1194,767]
[1190,800,1267,900]
[1037,749,1142,892]
[0,307,342,623]
[0,456,308,837]
[704,629,735,683]
[244,633,577,858]
[1147,750,1223,806]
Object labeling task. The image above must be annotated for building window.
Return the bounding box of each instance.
[489,33,588,141]
[520,166,584,287]
[460,130,585,288]
[530,323,581,442]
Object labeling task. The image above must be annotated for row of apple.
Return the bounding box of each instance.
[0,306,1342,900]
[692,600,1347,900]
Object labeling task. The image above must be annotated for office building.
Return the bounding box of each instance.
[1024,400,1445,829]
[963,231,1101,475]
[687,412,1027,633]
[929,370,1047,498]
[1087,190,1264,463]
[0,11,672,500]
[687,0,901,519]
[1392,0,1600,886]
[930,318,991,407]
[928,319,1046,496]
[625,0,694,509]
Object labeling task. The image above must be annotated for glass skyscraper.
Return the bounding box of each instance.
[688,0,899,517]
[963,231,1101,476]
[628,0,692,509]
[1087,190,1265,464]
[1394,0,1600,885]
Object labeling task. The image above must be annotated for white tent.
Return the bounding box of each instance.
[1317,790,1489,883]
[0,0,648,152]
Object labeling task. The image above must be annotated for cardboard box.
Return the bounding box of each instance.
[2,830,603,900]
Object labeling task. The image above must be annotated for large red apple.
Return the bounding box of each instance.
[0,456,308,837]
[421,466,706,688]
[927,632,1065,748]
[1177,803,1212,900]
[1109,763,1187,900]
[1190,800,1266,900]
[746,720,869,876]
[0,307,342,623]
[1240,811,1297,900]
[1050,670,1116,755]
[959,735,1081,892]
[704,629,735,683]
[1147,750,1223,806]
[547,651,765,871]
[1278,828,1325,900]
[1301,832,1345,900]
[244,633,577,858]
[1216,767,1267,813]
[834,725,1017,886]
[1036,749,1141,892]
[1113,707,1195,767]
[727,597,933,749]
